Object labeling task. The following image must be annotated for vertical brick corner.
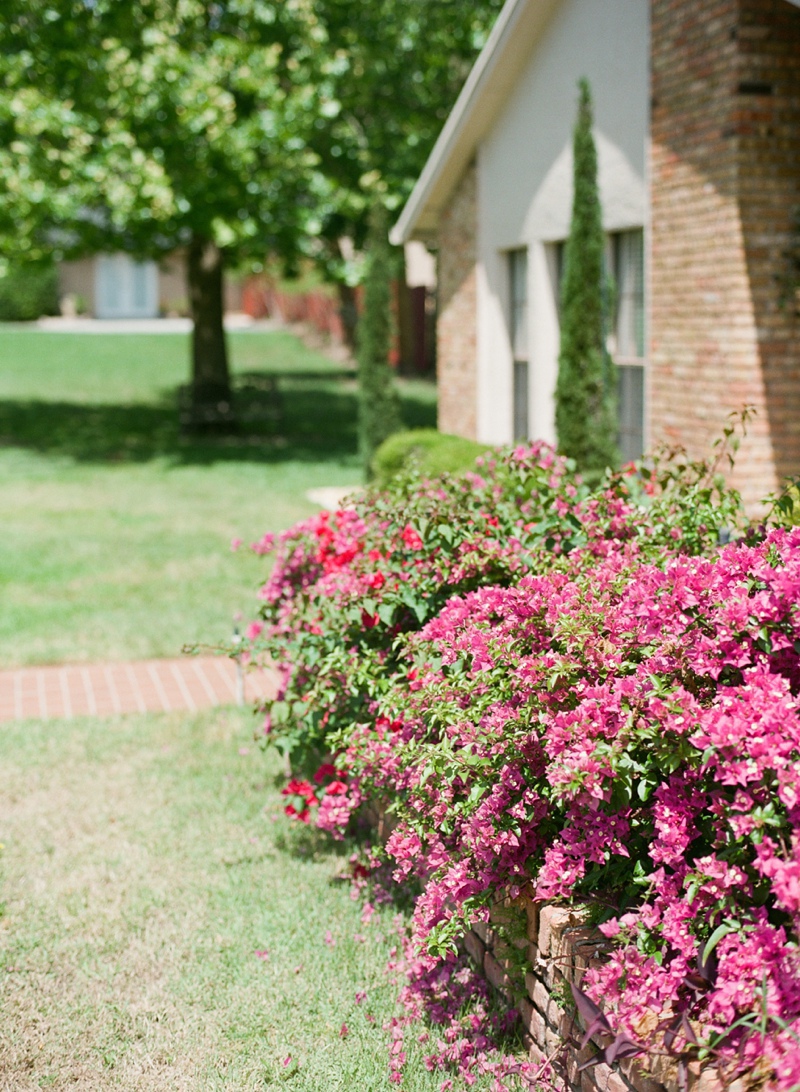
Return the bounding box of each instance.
[650,0,800,511]
[436,162,479,440]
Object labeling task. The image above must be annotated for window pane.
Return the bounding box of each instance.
[508,249,528,361]
[617,363,645,463]
[513,359,529,441]
[131,262,150,311]
[97,255,122,313]
[614,230,644,359]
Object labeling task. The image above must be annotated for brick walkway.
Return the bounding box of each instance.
[0,655,277,724]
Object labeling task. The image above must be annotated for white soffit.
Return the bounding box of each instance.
[390,0,561,244]
[404,241,436,288]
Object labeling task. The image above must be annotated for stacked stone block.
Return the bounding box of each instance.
[465,898,737,1092]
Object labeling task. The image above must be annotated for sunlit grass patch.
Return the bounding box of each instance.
[0,328,435,665]
[0,708,466,1090]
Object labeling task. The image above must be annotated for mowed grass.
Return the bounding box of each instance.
[0,708,473,1091]
[0,327,436,666]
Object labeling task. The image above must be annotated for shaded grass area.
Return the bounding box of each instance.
[0,708,467,1091]
[0,329,435,465]
[0,328,436,665]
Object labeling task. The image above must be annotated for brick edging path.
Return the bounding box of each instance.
[0,656,277,723]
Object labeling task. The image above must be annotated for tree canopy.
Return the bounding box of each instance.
[1,0,503,259]
[294,0,503,279]
[1,1,319,261]
[0,0,503,403]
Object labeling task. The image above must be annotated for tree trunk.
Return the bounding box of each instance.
[187,236,233,425]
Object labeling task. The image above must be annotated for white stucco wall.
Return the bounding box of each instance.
[475,0,649,446]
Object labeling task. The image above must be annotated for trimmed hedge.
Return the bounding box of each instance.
[372,428,495,487]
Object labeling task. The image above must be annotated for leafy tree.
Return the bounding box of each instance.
[0,0,503,408]
[555,78,618,476]
[0,0,318,412]
[358,204,401,477]
[263,0,505,347]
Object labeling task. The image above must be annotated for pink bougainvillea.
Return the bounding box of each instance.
[239,441,800,1088]
[340,527,800,1087]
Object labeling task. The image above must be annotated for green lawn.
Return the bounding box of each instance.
[0,327,436,666]
[0,708,479,1090]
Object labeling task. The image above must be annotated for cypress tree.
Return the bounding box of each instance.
[555,78,618,477]
[358,203,402,478]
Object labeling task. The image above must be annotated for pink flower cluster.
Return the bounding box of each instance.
[340,527,800,1087]
[241,441,799,1086]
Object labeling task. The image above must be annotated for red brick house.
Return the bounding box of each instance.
[392,0,800,510]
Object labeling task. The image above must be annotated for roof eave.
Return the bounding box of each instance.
[391,0,561,245]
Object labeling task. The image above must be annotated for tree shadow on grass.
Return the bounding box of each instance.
[0,373,436,467]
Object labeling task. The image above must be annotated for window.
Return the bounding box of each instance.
[95,254,158,319]
[609,229,645,463]
[131,261,151,311]
[610,229,645,362]
[508,248,528,441]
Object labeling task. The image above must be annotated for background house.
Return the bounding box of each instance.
[57,247,435,374]
[393,0,800,510]
[58,253,188,318]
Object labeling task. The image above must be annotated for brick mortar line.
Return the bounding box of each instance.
[81,667,97,717]
[125,664,148,714]
[147,664,171,713]
[59,668,73,720]
[37,670,48,720]
[191,659,219,705]
[170,663,197,712]
[212,657,237,701]
[14,673,22,721]
[104,665,122,716]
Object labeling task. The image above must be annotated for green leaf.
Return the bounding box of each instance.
[377,602,396,626]
[702,922,737,964]
[636,778,656,803]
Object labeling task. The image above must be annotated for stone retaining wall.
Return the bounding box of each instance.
[464,898,738,1092]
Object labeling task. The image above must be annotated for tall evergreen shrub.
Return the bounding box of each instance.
[555,79,618,476]
[357,204,402,478]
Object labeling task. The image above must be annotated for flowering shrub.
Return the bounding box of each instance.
[249,442,742,777]
[251,443,576,772]
[341,528,800,1088]
[239,440,800,1089]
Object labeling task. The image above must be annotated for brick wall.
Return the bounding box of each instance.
[436,162,479,439]
[736,0,800,493]
[466,898,736,1092]
[650,0,800,511]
